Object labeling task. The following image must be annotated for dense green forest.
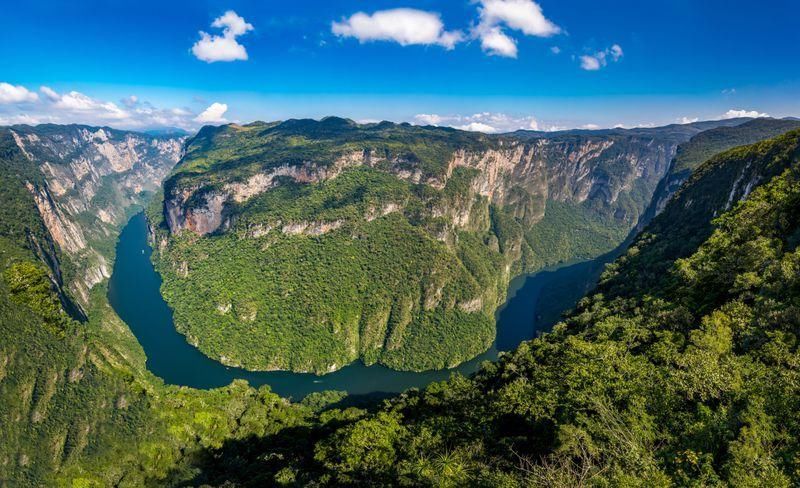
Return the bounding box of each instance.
[155,165,514,373]
[0,128,313,486]
[4,121,800,486]
[152,117,682,373]
[181,128,800,486]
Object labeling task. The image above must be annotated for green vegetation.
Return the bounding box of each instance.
[156,167,506,373]
[168,117,497,196]
[156,119,677,373]
[9,121,800,487]
[0,128,311,486]
[670,118,800,178]
[181,129,800,487]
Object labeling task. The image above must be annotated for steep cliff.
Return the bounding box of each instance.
[151,118,747,374]
[6,124,184,307]
[638,117,800,230]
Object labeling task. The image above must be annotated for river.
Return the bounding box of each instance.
[108,212,609,399]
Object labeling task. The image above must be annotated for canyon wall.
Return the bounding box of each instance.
[8,124,184,306]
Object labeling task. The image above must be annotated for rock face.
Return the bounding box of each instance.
[8,124,184,307]
[164,132,677,238]
[636,117,800,231]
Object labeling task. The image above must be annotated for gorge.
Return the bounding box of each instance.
[3,117,800,486]
[148,117,753,374]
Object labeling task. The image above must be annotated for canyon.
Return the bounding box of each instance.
[151,117,751,374]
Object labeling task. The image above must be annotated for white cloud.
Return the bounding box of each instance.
[1,86,206,129]
[581,123,600,130]
[579,44,623,71]
[475,0,559,58]
[721,109,769,119]
[0,113,56,126]
[413,112,561,133]
[331,1,558,58]
[414,113,444,125]
[44,89,130,120]
[0,82,39,104]
[194,102,229,123]
[579,55,601,71]
[40,86,59,101]
[479,27,518,58]
[457,122,499,133]
[192,10,254,63]
[722,88,736,95]
[678,116,699,124]
[609,44,623,61]
[332,9,463,49]
[550,46,561,54]
[478,0,560,37]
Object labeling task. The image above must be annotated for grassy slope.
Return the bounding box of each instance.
[185,129,800,486]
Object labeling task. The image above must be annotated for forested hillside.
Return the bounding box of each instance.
[3,121,799,486]
[184,129,800,486]
[151,118,719,374]
[0,127,310,486]
[645,117,800,220]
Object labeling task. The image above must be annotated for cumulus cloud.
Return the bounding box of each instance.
[331,1,558,58]
[413,112,558,133]
[194,102,229,123]
[475,0,560,58]
[479,27,518,58]
[478,0,560,37]
[579,44,623,71]
[40,86,60,101]
[458,122,499,133]
[721,109,769,119]
[550,46,561,54]
[192,11,254,63]
[678,116,699,124]
[42,89,130,120]
[414,113,444,126]
[0,82,39,104]
[579,55,601,71]
[0,84,211,130]
[332,8,463,49]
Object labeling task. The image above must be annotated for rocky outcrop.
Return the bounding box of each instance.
[9,124,184,307]
[165,150,376,234]
[165,136,676,238]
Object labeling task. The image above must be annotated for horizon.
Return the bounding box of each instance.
[5,113,794,136]
[1,0,798,132]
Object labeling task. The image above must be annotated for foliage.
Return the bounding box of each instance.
[156,167,505,373]
[155,119,673,374]
[184,128,800,486]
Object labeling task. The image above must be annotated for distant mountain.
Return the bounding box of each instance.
[509,117,753,139]
[638,117,800,228]
[143,127,192,137]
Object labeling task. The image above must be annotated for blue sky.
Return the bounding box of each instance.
[1,0,798,131]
